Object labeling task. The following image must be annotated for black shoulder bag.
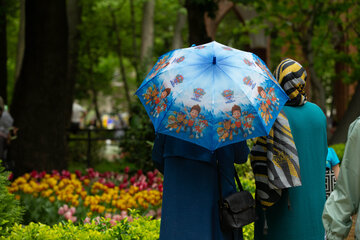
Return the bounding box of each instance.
[217,161,257,231]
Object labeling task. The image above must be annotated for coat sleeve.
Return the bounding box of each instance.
[152,133,166,174]
[322,118,360,240]
[234,140,250,164]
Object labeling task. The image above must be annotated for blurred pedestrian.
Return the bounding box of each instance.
[322,116,360,240]
[325,147,340,198]
[71,101,86,133]
[253,59,328,240]
[114,113,127,139]
[0,96,16,165]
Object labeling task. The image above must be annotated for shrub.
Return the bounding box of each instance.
[330,143,345,162]
[0,160,23,236]
[1,212,256,240]
[1,213,160,240]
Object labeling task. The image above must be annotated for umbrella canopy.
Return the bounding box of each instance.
[135,41,289,151]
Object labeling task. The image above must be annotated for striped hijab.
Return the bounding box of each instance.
[250,58,305,208]
[274,58,307,106]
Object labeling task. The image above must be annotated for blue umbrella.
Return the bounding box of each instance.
[135,41,289,151]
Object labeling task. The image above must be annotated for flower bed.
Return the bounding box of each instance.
[8,167,163,225]
[6,165,256,239]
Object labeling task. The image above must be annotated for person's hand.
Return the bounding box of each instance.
[7,127,18,144]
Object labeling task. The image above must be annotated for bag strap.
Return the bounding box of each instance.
[216,160,244,203]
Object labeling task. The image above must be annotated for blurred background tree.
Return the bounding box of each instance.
[0,0,358,174]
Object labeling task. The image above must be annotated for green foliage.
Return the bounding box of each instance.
[238,0,360,113]
[4,0,20,103]
[330,143,346,163]
[243,222,254,240]
[120,100,155,172]
[215,9,251,49]
[20,194,62,226]
[0,161,23,237]
[2,210,256,240]
[1,213,160,240]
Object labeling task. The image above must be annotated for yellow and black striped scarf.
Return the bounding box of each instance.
[250,58,306,208]
[274,58,307,106]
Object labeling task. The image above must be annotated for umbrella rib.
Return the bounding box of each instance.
[218,61,275,84]
[215,64,269,135]
[191,49,212,62]
[210,61,216,151]
[135,62,210,95]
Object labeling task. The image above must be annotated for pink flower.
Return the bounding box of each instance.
[70,216,77,222]
[130,176,136,184]
[69,207,76,215]
[58,207,65,215]
[146,210,156,217]
[63,204,69,212]
[94,216,101,225]
[147,171,154,179]
[110,219,117,226]
[98,178,106,184]
[157,208,162,218]
[105,181,115,188]
[84,217,91,224]
[8,173,13,181]
[124,166,130,174]
[30,170,38,179]
[61,170,70,178]
[105,213,112,219]
[113,214,121,221]
[64,211,72,220]
[120,210,127,217]
[39,171,46,178]
[75,170,82,178]
[51,170,60,176]
[158,183,163,192]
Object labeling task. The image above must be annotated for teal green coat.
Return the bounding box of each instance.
[322,116,360,240]
[254,102,328,240]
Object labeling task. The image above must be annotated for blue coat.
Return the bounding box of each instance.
[152,134,249,240]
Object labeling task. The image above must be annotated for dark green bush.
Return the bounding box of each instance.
[0,160,23,236]
[120,100,155,172]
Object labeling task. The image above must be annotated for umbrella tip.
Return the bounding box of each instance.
[212,56,216,64]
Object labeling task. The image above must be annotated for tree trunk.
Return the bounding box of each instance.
[185,0,212,45]
[111,11,132,114]
[15,0,25,84]
[85,41,103,129]
[330,82,360,144]
[129,0,141,85]
[0,0,7,103]
[172,8,187,50]
[9,0,69,176]
[140,0,155,74]
[301,37,326,112]
[66,0,82,126]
